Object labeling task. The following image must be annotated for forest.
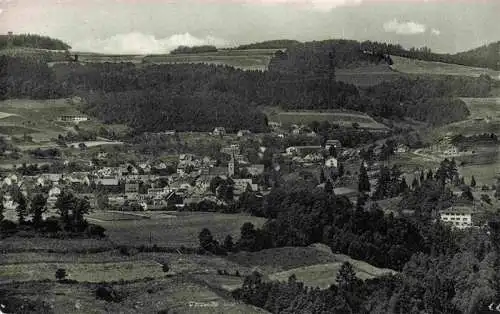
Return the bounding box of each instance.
[266,39,500,71]
[169,45,218,54]
[234,40,301,50]
[0,34,71,51]
[1,54,493,133]
[198,159,500,313]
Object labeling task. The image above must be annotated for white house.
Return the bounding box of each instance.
[212,127,226,136]
[395,144,409,154]
[49,186,62,197]
[440,207,473,229]
[237,130,252,137]
[325,157,338,168]
[58,115,89,123]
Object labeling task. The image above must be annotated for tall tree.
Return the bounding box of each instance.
[0,193,4,222]
[470,176,477,188]
[54,190,77,225]
[16,192,28,225]
[358,162,371,193]
[30,193,47,227]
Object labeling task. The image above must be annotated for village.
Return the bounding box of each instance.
[2,114,497,232]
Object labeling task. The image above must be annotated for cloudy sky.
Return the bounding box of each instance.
[0,0,498,54]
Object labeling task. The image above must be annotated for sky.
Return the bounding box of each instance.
[0,0,498,54]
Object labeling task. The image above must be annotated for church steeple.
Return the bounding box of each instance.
[228,152,235,177]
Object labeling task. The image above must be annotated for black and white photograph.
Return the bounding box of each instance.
[0,0,499,313]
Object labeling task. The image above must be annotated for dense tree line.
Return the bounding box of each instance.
[170,45,217,54]
[234,236,500,314]
[234,40,301,50]
[0,187,105,238]
[0,34,71,51]
[1,53,493,132]
[268,39,500,71]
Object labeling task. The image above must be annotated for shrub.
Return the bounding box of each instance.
[0,219,17,233]
[86,224,106,238]
[55,268,67,281]
[96,285,119,302]
[162,263,170,273]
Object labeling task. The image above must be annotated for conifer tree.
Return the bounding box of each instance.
[358,163,370,193]
[470,176,477,188]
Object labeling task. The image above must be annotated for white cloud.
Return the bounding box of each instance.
[383,19,426,35]
[307,0,363,11]
[431,28,441,36]
[71,32,230,54]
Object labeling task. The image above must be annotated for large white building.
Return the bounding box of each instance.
[440,206,474,229]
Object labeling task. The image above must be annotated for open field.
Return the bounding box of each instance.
[0,99,130,147]
[391,55,500,80]
[48,49,279,71]
[262,107,388,130]
[228,244,397,287]
[269,260,397,289]
[425,97,500,141]
[0,260,165,283]
[0,98,79,142]
[87,211,266,247]
[336,64,403,87]
[0,277,269,314]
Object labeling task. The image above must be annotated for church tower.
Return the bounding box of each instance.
[228,153,235,177]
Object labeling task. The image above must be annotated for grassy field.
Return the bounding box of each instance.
[269,260,396,289]
[0,98,79,142]
[336,64,403,87]
[228,244,396,289]
[262,107,388,130]
[391,55,500,80]
[0,277,269,314]
[0,260,165,283]
[87,211,266,247]
[49,49,279,71]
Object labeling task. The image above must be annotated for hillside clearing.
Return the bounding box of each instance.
[88,211,266,247]
[391,55,500,79]
[263,109,387,130]
[269,261,396,289]
[0,260,165,283]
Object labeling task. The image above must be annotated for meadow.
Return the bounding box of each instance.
[87,211,266,247]
[0,260,165,283]
[390,55,500,80]
[263,107,388,130]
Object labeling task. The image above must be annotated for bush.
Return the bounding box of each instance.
[86,224,106,238]
[96,285,120,302]
[55,268,67,281]
[41,217,62,233]
[0,220,17,233]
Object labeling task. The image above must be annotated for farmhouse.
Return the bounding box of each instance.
[286,146,323,156]
[395,144,409,153]
[212,127,226,136]
[95,176,119,186]
[58,115,89,122]
[221,144,240,155]
[124,182,139,194]
[325,139,342,150]
[246,164,265,176]
[237,130,252,137]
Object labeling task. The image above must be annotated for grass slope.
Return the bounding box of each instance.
[87,211,267,247]
[391,55,500,80]
[228,243,397,289]
[263,107,387,130]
